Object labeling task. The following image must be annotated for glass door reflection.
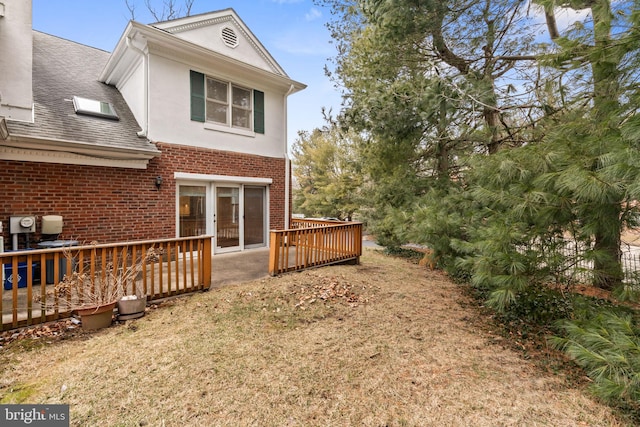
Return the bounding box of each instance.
[243,186,265,247]
[179,185,206,237]
[216,186,240,249]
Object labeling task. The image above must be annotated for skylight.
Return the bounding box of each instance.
[72,96,119,120]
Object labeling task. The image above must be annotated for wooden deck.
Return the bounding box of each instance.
[1,236,212,331]
[1,220,364,331]
[269,219,362,275]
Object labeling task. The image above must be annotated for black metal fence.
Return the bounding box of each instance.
[528,240,640,286]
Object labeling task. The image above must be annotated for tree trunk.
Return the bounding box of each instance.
[436,94,450,179]
[593,204,623,291]
[589,0,623,290]
[484,107,501,155]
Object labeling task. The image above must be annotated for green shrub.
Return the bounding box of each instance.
[498,286,575,329]
[445,262,473,285]
[382,246,422,260]
[551,310,640,410]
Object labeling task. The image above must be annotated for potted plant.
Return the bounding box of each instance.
[36,245,159,330]
[116,246,162,320]
[117,294,148,320]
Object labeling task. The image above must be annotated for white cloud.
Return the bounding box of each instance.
[272,31,334,56]
[305,8,322,22]
[553,6,591,33]
[529,2,592,35]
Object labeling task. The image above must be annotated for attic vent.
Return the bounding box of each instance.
[220,27,238,48]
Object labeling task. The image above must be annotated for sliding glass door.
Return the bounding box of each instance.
[177,181,267,253]
[243,186,265,247]
[216,186,240,249]
[178,185,207,237]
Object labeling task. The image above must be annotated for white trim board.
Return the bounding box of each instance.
[174,172,272,184]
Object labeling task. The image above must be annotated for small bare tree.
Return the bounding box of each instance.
[125,0,194,22]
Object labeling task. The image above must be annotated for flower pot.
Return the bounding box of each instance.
[117,295,147,320]
[77,302,116,330]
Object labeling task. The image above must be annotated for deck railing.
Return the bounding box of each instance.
[1,236,212,331]
[269,219,362,275]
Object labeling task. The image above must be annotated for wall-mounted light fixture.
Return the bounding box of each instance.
[155,176,163,190]
[0,117,9,140]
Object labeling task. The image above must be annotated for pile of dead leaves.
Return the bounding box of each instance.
[290,275,369,310]
[0,318,81,348]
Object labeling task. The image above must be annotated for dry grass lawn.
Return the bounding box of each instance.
[0,249,632,426]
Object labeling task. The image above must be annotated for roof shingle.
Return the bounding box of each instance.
[7,31,160,156]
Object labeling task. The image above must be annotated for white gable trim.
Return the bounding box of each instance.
[158,15,285,76]
[101,22,306,94]
[174,172,272,184]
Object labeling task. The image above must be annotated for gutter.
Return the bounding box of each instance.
[126,35,149,138]
[284,84,295,229]
[4,133,160,158]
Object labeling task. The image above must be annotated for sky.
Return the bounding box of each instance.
[31,0,343,147]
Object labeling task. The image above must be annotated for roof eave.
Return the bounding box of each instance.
[2,134,161,160]
[100,21,307,93]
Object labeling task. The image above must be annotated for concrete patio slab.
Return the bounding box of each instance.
[211,247,270,288]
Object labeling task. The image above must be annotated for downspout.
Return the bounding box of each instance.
[126,35,149,137]
[284,84,295,229]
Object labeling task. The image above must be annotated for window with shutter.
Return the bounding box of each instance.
[191,70,264,134]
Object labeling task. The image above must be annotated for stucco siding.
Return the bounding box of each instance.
[146,53,286,158]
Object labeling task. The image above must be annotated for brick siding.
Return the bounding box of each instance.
[0,143,286,247]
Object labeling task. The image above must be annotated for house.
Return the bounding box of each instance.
[0,1,306,254]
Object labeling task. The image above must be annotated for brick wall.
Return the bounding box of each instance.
[0,143,286,247]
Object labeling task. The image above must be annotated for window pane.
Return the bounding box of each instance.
[232,86,250,108]
[217,187,240,248]
[206,101,228,124]
[206,78,228,102]
[179,186,207,237]
[244,186,265,246]
[232,107,250,128]
[73,96,118,120]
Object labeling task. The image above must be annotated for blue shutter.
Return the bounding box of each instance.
[254,90,264,134]
[190,70,205,122]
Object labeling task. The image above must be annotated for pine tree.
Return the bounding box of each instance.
[292,126,363,221]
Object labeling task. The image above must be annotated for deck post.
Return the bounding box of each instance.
[202,237,212,289]
[268,231,281,276]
